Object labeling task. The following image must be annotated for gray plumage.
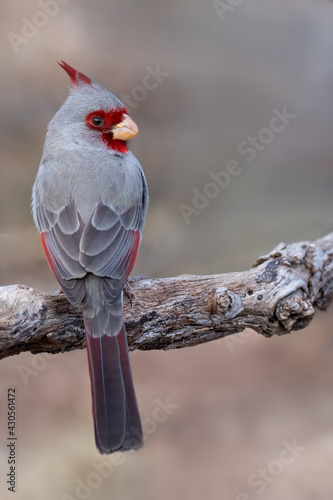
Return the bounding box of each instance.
[32,62,148,453]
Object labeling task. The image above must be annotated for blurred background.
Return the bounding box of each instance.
[1,0,333,498]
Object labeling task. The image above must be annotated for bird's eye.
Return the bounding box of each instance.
[91,116,104,127]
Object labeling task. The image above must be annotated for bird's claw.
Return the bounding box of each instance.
[124,282,132,306]
[127,274,147,284]
[124,275,147,307]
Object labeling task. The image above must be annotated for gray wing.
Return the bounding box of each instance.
[36,200,144,308]
[37,201,87,306]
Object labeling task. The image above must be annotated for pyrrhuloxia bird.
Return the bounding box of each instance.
[32,61,148,453]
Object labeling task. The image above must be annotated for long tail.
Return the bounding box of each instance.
[84,309,143,453]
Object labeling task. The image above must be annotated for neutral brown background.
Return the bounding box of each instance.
[1,0,333,499]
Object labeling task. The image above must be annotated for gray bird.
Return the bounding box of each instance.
[32,61,148,453]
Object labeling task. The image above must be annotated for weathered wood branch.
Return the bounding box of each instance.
[0,232,332,360]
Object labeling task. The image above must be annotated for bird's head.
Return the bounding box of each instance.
[54,61,138,154]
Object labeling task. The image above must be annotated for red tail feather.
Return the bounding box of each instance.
[85,313,143,453]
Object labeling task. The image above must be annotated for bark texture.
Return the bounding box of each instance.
[0,232,332,360]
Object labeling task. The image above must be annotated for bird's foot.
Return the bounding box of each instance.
[127,274,147,284]
[124,275,147,307]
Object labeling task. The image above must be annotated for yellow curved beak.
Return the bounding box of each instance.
[112,114,138,140]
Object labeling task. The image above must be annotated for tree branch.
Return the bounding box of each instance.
[1,232,332,360]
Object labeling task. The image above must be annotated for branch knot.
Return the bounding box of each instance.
[275,289,315,331]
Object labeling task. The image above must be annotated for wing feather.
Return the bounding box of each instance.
[36,198,143,307]
[80,203,142,283]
